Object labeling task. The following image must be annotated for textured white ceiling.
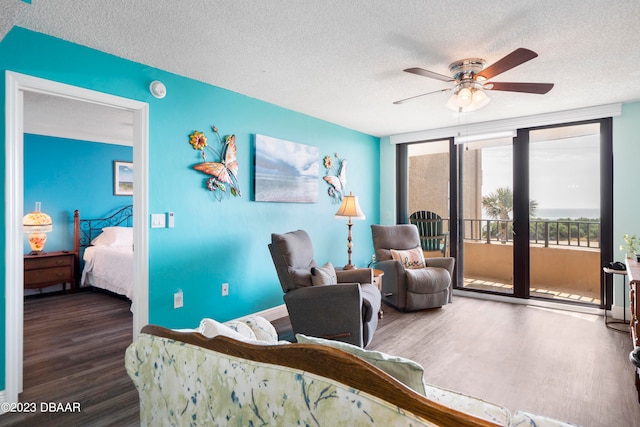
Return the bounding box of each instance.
[15,0,640,137]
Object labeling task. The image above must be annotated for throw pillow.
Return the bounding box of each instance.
[234,315,279,344]
[198,318,257,341]
[390,247,425,269]
[295,333,426,395]
[310,261,337,286]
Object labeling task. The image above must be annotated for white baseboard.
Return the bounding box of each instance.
[252,304,288,322]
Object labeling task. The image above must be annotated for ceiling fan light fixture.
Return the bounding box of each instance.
[472,89,490,106]
[457,87,472,107]
[446,92,460,111]
[463,92,491,112]
[446,86,491,113]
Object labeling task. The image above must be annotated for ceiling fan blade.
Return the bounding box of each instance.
[404,67,454,82]
[485,82,554,94]
[477,48,538,80]
[393,88,451,105]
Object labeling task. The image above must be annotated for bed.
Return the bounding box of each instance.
[73,205,134,300]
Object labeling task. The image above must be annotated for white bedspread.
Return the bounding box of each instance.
[82,245,133,300]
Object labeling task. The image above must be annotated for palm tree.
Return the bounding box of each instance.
[482,187,538,242]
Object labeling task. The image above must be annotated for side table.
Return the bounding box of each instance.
[602,266,628,329]
[24,250,76,293]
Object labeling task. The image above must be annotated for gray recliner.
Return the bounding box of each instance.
[269,230,381,348]
[371,224,454,311]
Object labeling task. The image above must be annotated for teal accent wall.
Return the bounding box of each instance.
[24,134,133,253]
[0,27,380,390]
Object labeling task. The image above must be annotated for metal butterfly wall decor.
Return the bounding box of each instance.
[322,153,347,203]
[188,125,241,201]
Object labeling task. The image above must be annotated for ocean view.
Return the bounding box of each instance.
[535,208,599,220]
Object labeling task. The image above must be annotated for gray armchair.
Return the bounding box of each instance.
[371,224,454,311]
[269,230,381,348]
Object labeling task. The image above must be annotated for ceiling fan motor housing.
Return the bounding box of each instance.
[449,58,486,82]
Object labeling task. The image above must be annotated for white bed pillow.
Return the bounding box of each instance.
[91,226,133,247]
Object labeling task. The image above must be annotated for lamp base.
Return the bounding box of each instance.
[27,232,47,253]
[28,250,46,256]
[343,263,357,270]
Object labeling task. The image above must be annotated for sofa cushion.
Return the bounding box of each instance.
[296,333,426,395]
[422,383,511,426]
[391,247,426,269]
[296,334,511,426]
[311,261,337,286]
[511,410,578,426]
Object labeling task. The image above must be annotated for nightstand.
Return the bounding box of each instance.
[24,251,76,292]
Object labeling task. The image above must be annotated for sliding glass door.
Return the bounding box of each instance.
[400,118,612,306]
[460,136,515,294]
[527,123,603,303]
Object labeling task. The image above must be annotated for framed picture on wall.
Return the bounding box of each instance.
[254,134,319,203]
[113,160,133,196]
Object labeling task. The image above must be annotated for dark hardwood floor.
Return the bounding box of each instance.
[3,292,639,426]
[0,291,138,427]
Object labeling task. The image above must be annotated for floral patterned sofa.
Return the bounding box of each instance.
[125,316,578,427]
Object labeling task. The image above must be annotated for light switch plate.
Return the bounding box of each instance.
[167,212,174,228]
[151,213,166,228]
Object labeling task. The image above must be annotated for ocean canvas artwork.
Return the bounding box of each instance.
[254,134,319,203]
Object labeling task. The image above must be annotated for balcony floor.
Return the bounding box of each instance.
[462,277,600,305]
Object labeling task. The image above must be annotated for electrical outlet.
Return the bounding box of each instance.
[371,254,377,263]
[174,290,183,309]
[221,282,229,297]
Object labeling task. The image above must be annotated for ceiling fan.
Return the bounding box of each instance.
[394,48,554,112]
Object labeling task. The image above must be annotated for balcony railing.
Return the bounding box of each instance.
[461,218,601,249]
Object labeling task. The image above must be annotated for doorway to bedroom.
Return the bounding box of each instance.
[5,72,149,406]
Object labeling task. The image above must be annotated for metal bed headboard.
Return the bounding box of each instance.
[73,205,134,265]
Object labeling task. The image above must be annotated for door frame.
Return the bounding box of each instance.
[4,71,149,404]
[396,113,616,306]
